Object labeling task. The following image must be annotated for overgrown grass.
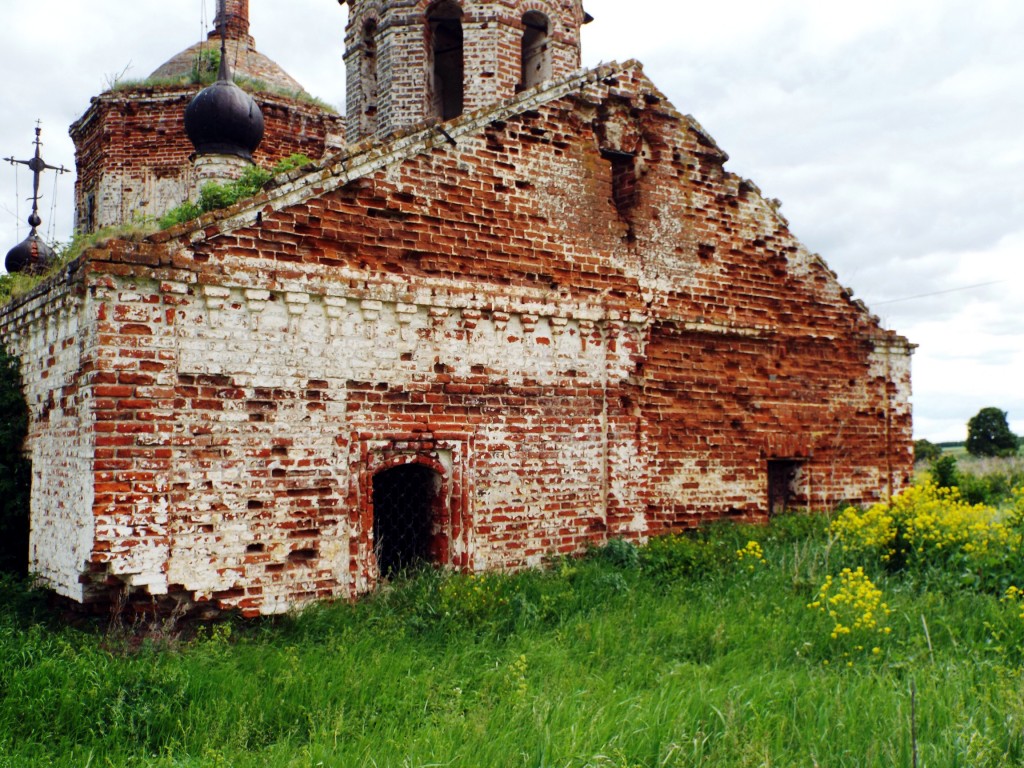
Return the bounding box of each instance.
[107,49,337,113]
[0,153,316,308]
[4,506,1024,767]
[0,221,157,308]
[919,452,1024,507]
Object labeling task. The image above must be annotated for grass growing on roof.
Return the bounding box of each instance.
[106,49,338,113]
[0,151,317,306]
[0,221,158,308]
[158,154,314,230]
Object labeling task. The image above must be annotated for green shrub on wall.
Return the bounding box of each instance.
[158,154,314,230]
[0,345,31,574]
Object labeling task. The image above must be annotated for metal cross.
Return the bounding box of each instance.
[4,121,68,234]
[216,0,232,82]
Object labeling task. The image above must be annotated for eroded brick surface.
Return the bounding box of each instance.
[0,274,96,602]
[70,88,344,234]
[2,62,913,616]
[345,0,586,141]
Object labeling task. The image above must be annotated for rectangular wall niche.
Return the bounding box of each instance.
[767,459,804,517]
[600,148,638,221]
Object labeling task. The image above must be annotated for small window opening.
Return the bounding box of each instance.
[520,11,551,90]
[86,194,96,234]
[361,19,379,123]
[372,463,444,577]
[767,459,803,517]
[601,147,638,225]
[428,1,465,120]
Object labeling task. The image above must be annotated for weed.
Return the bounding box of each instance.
[831,482,1024,593]
[0,220,157,308]
[808,566,892,642]
[4,511,1024,766]
[638,531,730,586]
[930,454,960,489]
[592,537,640,569]
[735,540,766,571]
[191,48,220,82]
[158,154,314,230]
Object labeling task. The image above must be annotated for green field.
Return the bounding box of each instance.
[3,495,1024,767]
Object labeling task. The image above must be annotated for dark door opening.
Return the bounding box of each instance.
[372,463,443,577]
[767,459,802,517]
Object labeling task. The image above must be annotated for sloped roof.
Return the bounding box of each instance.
[142,59,906,349]
[155,61,668,244]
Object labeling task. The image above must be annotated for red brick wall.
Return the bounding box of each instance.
[9,64,911,615]
[345,0,586,140]
[70,86,344,233]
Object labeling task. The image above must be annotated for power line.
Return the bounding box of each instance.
[870,281,1001,306]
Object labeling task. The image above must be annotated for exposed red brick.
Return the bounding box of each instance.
[0,14,912,619]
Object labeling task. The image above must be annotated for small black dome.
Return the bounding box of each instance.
[5,230,55,275]
[185,78,265,160]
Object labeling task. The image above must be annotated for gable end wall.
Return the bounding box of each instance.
[9,64,913,616]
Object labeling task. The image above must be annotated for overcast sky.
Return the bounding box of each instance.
[2,0,1022,443]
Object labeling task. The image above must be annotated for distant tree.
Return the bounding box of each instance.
[966,407,1020,458]
[930,455,960,490]
[914,439,942,464]
[0,346,31,574]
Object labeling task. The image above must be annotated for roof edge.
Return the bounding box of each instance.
[152,60,643,248]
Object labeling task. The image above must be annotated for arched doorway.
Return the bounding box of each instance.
[372,463,443,577]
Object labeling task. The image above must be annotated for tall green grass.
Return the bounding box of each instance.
[918,452,1024,508]
[2,512,1024,767]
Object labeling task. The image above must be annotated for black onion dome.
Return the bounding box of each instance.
[185,78,265,160]
[5,229,56,275]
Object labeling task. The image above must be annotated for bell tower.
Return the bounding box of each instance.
[343,0,590,142]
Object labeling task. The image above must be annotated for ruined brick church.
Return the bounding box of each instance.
[0,0,913,616]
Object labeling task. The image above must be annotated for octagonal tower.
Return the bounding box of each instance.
[344,0,591,141]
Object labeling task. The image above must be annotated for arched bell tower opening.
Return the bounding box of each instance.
[360,18,380,136]
[520,11,551,90]
[372,462,444,577]
[428,1,465,121]
[343,0,590,142]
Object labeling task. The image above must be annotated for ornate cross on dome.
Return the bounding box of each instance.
[5,121,67,238]
[4,122,68,274]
